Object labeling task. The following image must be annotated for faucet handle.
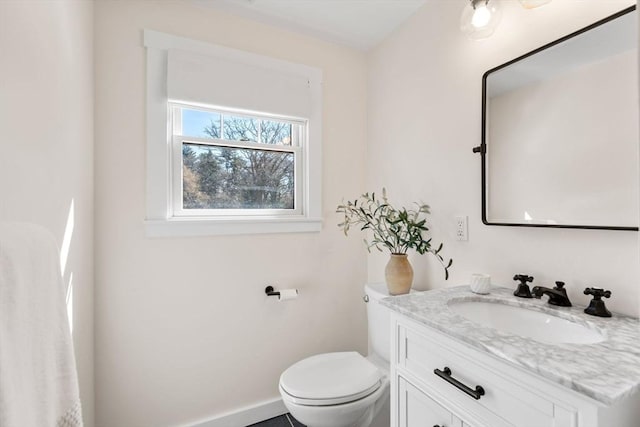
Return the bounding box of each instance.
[513,274,533,283]
[513,274,534,298]
[584,287,612,317]
[584,287,611,299]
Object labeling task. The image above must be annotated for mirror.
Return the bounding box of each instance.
[480,6,638,231]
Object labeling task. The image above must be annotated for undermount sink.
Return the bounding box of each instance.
[448,300,605,345]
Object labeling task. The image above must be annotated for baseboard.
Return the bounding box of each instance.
[184,397,287,427]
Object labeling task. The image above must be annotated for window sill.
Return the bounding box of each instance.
[144,216,323,237]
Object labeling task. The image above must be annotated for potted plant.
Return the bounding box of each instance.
[337,189,452,295]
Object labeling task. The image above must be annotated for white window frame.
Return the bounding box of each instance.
[170,102,304,218]
[143,30,322,237]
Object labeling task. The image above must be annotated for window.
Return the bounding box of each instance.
[143,30,322,236]
[171,103,303,215]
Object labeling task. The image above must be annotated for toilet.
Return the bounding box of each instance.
[279,283,406,427]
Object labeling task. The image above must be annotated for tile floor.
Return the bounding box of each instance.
[248,413,305,427]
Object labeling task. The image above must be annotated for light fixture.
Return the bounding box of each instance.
[518,0,552,9]
[460,0,502,40]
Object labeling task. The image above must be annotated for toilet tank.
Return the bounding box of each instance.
[364,283,394,363]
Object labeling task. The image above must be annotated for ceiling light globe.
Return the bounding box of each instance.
[460,0,502,40]
[471,5,491,28]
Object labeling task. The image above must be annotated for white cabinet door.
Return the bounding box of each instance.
[397,320,560,427]
[398,376,462,427]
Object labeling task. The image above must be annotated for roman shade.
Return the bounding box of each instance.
[167,48,314,118]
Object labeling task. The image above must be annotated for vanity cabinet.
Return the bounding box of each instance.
[398,376,462,427]
[390,313,640,427]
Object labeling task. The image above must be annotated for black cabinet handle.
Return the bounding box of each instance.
[434,367,485,400]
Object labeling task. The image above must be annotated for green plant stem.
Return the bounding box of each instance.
[336,189,452,280]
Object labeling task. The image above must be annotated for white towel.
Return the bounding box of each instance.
[0,223,83,427]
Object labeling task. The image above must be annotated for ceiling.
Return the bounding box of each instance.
[193,0,427,51]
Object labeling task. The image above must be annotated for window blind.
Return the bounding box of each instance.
[167,49,314,119]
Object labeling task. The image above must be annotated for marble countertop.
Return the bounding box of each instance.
[381,285,640,405]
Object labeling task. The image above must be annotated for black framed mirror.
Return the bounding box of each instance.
[478,6,638,231]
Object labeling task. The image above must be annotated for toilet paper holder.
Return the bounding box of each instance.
[265,285,299,300]
[265,286,280,297]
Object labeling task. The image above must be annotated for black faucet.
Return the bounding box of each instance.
[584,287,612,317]
[531,281,572,307]
[513,274,534,298]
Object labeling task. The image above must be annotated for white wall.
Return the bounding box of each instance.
[367,0,639,316]
[93,1,368,426]
[0,1,95,425]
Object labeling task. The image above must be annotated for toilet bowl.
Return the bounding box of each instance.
[279,283,405,427]
[279,352,389,427]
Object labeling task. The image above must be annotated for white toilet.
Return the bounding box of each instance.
[279,283,403,427]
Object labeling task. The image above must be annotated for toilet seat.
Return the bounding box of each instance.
[279,352,383,406]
